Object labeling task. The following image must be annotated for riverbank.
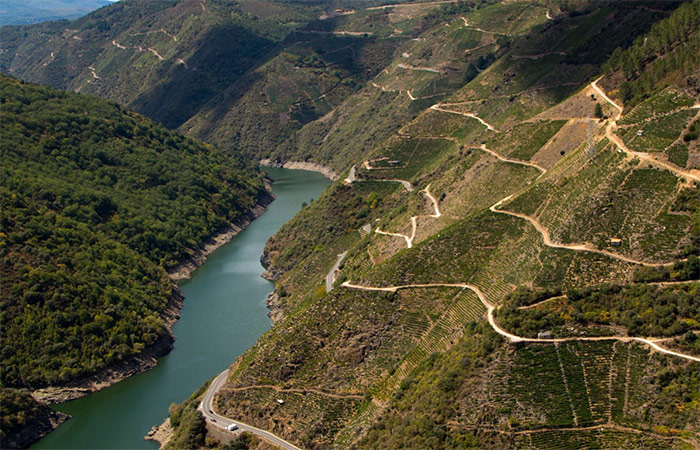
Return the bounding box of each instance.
[27,189,276,445]
[30,168,331,450]
[260,159,339,181]
[168,189,275,281]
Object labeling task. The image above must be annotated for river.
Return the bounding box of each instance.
[32,168,331,449]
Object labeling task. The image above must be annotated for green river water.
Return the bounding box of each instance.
[32,168,331,449]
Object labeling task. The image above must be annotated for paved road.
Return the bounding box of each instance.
[326,252,348,292]
[344,165,356,184]
[200,370,303,450]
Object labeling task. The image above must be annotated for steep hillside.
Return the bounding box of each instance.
[0,74,267,406]
[166,1,700,448]
[0,0,321,128]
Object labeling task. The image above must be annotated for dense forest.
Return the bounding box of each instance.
[603,0,700,106]
[0,74,267,388]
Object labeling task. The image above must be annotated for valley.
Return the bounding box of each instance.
[1,0,699,449]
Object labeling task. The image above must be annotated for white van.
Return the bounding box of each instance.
[226,423,239,431]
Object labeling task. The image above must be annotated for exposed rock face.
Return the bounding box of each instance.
[0,390,70,450]
[266,290,284,323]
[260,159,339,181]
[144,418,173,449]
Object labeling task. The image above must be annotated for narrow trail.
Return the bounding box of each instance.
[367,0,457,10]
[297,30,372,37]
[345,163,412,191]
[591,77,700,183]
[87,66,100,82]
[227,384,364,400]
[517,295,565,310]
[397,63,441,74]
[460,16,509,35]
[475,144,546,172]
[129,28,177,41]
[148,47,164,61]
[489,196,674,267]
[430,104,498,131]
[341,282,700,363]
[374,184,440,248]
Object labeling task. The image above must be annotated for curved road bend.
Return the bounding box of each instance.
[591,76,700,183]
[326,251,348,292]
[200,370,303,450]
[341,281,700,363]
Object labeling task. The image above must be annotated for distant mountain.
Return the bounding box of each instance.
[0,0,114,26]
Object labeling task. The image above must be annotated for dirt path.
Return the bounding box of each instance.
[476,144,546,172]
[489,196,675,267]
[374,185,440,248]
[591,77,700,183]
[342,281,700,363]
[227,384,364,400]
[367,0,457,10]
[517,295,566,310]
[430,105,498,131]
[397,63,441,74]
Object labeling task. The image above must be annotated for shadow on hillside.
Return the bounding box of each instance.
[129,22,275,129]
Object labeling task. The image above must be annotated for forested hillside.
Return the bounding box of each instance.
[0,74,267,391]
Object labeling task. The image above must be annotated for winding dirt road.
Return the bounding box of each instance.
[489,196,674,267]
[374,185,441,248]
[342,281,700,363]
[476,144,545,172]
[430,104,498,131]
[591,77,700,183]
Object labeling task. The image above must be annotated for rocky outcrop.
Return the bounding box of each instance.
[260,159,339,181]
[145,418,173,449]
[265,290,284,323]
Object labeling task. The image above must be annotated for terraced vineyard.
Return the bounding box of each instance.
[149,1,700,448]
